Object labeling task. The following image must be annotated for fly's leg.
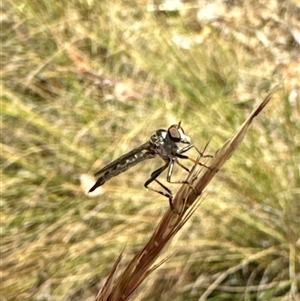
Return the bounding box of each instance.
[144,163,178,213]
[166,158,198,196]
[177,144,212,170]
[154,179,177,213]
[177,152,211,170]
[176,159,190,172]
[193,142,213,159]
[178,141,212,158]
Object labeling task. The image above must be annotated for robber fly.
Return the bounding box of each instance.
[89,122,205,211]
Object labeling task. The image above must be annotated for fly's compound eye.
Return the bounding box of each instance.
[168,124,191,144]
[168,125,181,142]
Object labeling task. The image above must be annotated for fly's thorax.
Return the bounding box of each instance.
[150,129,167,147]
[148,130,176,160]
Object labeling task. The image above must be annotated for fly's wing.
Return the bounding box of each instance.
[89,142,156,192]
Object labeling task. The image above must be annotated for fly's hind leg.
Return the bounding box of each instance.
[144,163,178,213]
[154,178,178,213]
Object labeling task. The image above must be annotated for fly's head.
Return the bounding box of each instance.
[167,123,191,145]
[149,122,191,152]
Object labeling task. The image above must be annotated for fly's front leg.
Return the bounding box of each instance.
[177,144,212,170]
[192,143,213,159]
[179,142,212,158]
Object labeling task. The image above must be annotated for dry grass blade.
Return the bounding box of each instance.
[95,93,273,301]
[94,252,123,300]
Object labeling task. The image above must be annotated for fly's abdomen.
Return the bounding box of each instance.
[89,149,155,192]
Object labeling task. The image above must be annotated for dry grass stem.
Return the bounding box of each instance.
[95,93,273,301]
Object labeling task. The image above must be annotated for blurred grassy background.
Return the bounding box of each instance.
[2,0,300,300]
